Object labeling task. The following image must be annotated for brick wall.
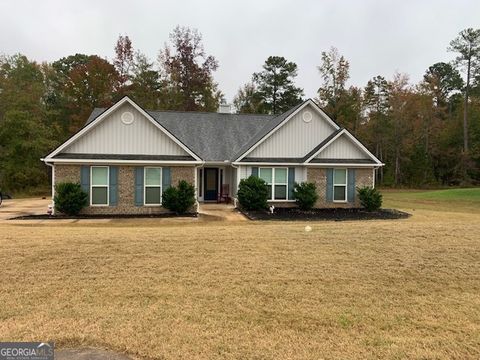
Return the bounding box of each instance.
[54,165,80,184]
[171,166,195,186]
[54,164,195,215]
[306,167,374,208]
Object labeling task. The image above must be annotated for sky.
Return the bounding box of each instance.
[1,0,479,102]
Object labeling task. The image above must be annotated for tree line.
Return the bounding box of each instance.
[0,26,479,193]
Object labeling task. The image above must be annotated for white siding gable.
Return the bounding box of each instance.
[64,103,188,156]
[247,104,336,158]
[316,133,369,159]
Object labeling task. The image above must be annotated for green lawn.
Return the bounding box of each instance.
[382,187,480,213]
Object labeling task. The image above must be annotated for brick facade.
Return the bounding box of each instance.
[54,164,375,213]
[306,167,374,208]
[54,164,195,215]
[171,166,195,187]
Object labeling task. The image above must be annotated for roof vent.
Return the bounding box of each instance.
[217,103,232,114]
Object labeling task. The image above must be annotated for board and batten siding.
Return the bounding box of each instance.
[64,103,188,156]
[247,105,336,158]
[316,134,369,159]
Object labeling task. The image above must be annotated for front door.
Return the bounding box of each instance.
[204,168,218,201]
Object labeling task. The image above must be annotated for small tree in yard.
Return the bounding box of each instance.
[293,182,318,210]
[162,180,196,214]
[237,176,269,210]
[357,186,383,211]
[54,182,88,216]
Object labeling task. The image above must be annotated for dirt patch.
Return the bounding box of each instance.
[56,348,132,360]
[241,207,411,221]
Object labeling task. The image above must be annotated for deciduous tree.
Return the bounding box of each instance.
[363,75,390,183]
[159,26,222,111]
[113,35,134,95]
[317,47,350,119]
[449,28,480,152]
[233,82,263,114]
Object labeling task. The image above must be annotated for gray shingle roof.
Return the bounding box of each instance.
[84,104,305,162]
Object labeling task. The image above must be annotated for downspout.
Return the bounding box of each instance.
[230,162,240,208]
[43,159,55,215]
[194,161,205,213]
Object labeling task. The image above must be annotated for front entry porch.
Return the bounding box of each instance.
[197,165,236,203]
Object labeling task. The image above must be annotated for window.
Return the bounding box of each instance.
[259,167,288,200]
[333,168,347,202]
[144,167,162,205]
[91,166,109,206]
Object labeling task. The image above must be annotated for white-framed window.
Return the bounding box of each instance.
[144,167,162,205]
[259,167,288,201]
[333,168,347,202]
[91,166,109,206]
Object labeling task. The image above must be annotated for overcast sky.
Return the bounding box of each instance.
[1,0,479,102]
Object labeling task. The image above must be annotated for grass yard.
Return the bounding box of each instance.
[1,189,480,359]
[382,187,480,213]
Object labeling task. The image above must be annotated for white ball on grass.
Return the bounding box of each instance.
[304,225,312,232]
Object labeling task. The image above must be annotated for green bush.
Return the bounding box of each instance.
[357,186,382,211]
[293,182,318,210]
[54,182,88,216]
[162,180,196,214]
[237,175,269,210]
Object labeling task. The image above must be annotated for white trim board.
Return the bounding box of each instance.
[234,99,340,162]
[43,158,202,165]
[232,161,381,167]
[44,96,202,162]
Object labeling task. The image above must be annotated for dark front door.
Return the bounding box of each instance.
[204,168,218,201]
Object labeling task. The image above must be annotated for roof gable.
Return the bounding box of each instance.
[63,102,189,157]
[315,133,369,160]
[45,97,202,161]
[304,129,382,165]
[234,99,340,161]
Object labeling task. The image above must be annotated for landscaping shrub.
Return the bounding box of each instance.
[162,180,196,214]
[293,182,318,210]
[237,175,269,210]
[357,186,382,211]
[54,182,88,216]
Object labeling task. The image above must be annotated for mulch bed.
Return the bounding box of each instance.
[11,213,198,220]
[241,207,411,221]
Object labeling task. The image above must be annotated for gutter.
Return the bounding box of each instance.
[231,161,384,167]
[41,158,203,166]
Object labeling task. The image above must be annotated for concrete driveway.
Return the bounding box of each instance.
[0,198,247,223]
[0,198,51,220]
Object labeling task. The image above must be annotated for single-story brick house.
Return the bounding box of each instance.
[42,96,383,214]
